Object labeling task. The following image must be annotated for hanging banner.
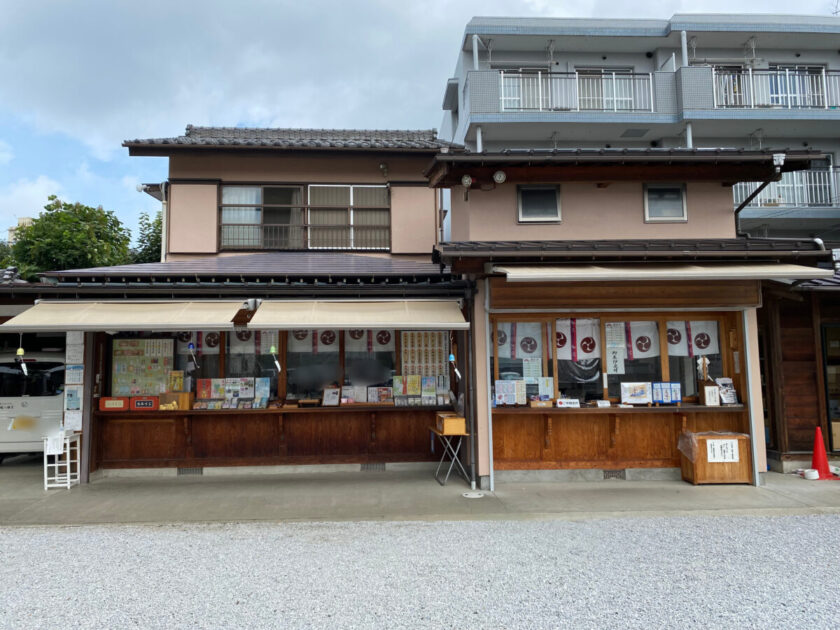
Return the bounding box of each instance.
[689,320,720,356]
[313,329,339,354]
[511,322,543,359]
[229,329,255,354]
[346,329,396,353]
[258,330,278,354]
[288,329,313,353]
[665,321,690,357]
[627,321,659,360]
[555,319,572,361]
[197,331,221,355]
[176,331,196,354]
[575,318,600,361]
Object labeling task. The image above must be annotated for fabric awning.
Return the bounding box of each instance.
[492,263,834,283]
[0,301,245,332]
[247,300,469,330]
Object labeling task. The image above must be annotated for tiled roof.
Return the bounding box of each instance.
[796,269,840,291]
[433,238,833,263]
[45,252,449,279]
[124,126,450,152]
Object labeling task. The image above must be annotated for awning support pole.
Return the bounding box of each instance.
[742,309,762,487]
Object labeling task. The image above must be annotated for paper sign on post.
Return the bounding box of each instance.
[64,411,83,431]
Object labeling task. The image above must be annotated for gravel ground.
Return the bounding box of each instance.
[2,515,839,629]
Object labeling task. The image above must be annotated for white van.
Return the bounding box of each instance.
[0,352,65,462]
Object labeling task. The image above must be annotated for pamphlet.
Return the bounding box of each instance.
[353,386,367,403]
[254,377,270,400]
[197,379,213,400]
[322,388,340,406]
[211,378,225,399]
[523,357,543,384]
[378,387,394,404]
[515,380,527,406]
[168,370,184,393]
[367,387,380,403]
[238,377,255,399]
[537,377,554,398]
[392,376,405,396]
[494,380,516,406]
[406,375,422,396]
[224,378,241,400]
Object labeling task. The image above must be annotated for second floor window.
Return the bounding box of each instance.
[220,184,390,251]
[645,184,687,222]
[518,185,561,222]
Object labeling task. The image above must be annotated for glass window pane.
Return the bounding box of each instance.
[286,329,340,399]
[647,186,684,219]
[309,209,350,248]
[222,330,279,400]
[0,362,64,397]
[309,185,350,206]
[556,318,602,402]
[352,186,389,207]
[606,321,662,398]
[221,208,261,224]
[352,209,390,249]
[174,331,221,383]
[519,187,559,220]
[344,329,396,389]
[494,321,549,400]
[666,320,723,397]
[221,186,261,205]
[264,186,302,205]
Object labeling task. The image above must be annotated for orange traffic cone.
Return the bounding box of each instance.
[811,427,838,480]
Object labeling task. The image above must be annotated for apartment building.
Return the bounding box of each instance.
[438,14,840,240]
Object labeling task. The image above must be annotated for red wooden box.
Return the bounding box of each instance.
[129,396,160,411]
[99,397,130,412]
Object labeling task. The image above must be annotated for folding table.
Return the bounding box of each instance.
[429,426,470,486]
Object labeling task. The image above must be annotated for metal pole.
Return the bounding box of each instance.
[648,73,654,112]
[476,126,483,154]
[685,121,693,148]
[484,277,495,492]
[680,30,688,67]
[822,67,828,109]
[749,67,754,108]
[472,34,480,71]
[742,309,762,487]
[466,294,478,490]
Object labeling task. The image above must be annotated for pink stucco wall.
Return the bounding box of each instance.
[450,182,737,241]
[390,186,438,254]
[168,184,218,254]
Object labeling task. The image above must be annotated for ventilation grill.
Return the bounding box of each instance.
[177,467,203,476]
[603,469,626,480]
[361,463,386,472]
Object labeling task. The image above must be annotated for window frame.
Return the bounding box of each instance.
[490,311,736,404]
[644,183,687,223]
[516,185,562,223]
[218,183,391,252]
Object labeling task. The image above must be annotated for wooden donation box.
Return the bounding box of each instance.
[436,412,466,435]
[679,432,752,485]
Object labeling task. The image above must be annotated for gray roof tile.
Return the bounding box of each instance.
[125,126,450,152]
[45,252,448,279]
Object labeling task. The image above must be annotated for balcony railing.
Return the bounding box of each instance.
[733,168,840,208]
[713,68,840,109]
[499,71,654,113]
[219,206,390,251]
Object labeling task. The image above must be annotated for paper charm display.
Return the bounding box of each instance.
[496,322,543,359]
[626,321,659,359]
[287,329,339,353]
[666,321,720,357]
[556,318,600,361]
[345,329,396,353]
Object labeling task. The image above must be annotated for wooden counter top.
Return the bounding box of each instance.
[94,405,453,418]
[491,404,746,415]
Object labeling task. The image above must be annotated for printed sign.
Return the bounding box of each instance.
[707,439,739,463]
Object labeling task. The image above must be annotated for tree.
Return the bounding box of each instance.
[12,195,131,277]
[131,210,162,264]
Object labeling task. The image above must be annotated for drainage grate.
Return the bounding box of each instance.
[361,463,386,472]
[177,467,203,476]
[603,469,626,480]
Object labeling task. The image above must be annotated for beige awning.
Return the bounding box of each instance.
[492,263,834,283]
[247,300,469,330]
[0,301,245,332]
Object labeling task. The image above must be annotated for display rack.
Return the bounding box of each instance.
[43,432,81,490]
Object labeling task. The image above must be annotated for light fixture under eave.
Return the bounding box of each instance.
[460,174,473,188]
[492,170,507,184]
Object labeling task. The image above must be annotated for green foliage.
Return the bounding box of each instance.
[0,240,12,267]
[131,210,162,264]
[11,195,131,277]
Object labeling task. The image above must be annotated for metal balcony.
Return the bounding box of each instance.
[733,168,840,208]
[713,68,840,109]
[499,71,654,113]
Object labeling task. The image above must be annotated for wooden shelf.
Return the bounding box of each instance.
[491,404,746,415]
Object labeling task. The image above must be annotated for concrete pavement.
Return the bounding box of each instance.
[1,454,839,526]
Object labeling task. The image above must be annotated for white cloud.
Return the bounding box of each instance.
[0,175,62,227]
[0,0,833,162]
[0,140,12,165]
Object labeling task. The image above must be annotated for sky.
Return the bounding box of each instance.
[0,0,837,243]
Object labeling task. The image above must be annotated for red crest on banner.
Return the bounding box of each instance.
[520,337,538,354]
[635,336,652,353]
[349,329,365,340]
[320,330,336,345]
[292,330,308,341]
[556,331,567,348]
[376,330,391,345]
[580,337,596,354]
[694,332,711,349]
[235,330,251,342]
[667,328,682,344]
